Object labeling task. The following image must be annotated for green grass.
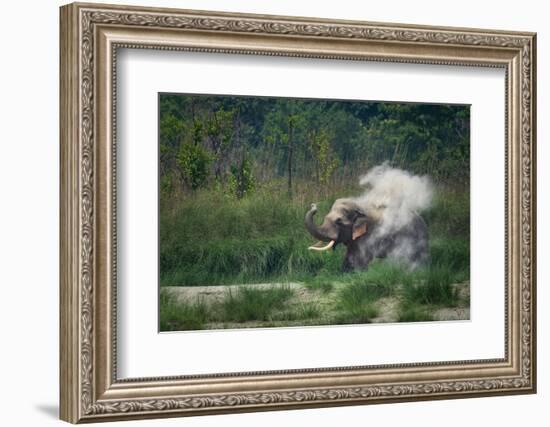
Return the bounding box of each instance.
[397,304,434,322]
[296,303,323,320]
[401,265,460,307]
[159,184,350,287]
[316,264,403,324]
[159,265,468,330]
[333,303,379,325]
[338,279,393,304]
[303,275,335,293]
[396,263,464,323]
[159,290,210,331]
[327,262,463,324]
[423,189,470,238]
[160,184,469,288]
[430,238,470,274]
[159,286,308,330]
[221,286,294,322]
[159,182,470,329]
[348,262,410,289]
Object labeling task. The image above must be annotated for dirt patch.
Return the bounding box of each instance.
[165,282,303,305]
[370,297,401,323]
[433,307,470,321]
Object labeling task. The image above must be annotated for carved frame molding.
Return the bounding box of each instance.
[60,2,536,423]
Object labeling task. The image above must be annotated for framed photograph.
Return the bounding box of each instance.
[60,2,537,423]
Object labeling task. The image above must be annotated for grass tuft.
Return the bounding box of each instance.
[221,286,294,322]
[296,303,323,320]
[401,265,460,307]
[334,281,388,324]
[159,290,209,331]
[397,304,434,322]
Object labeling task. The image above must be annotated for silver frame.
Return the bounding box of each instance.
[60,2,536,423]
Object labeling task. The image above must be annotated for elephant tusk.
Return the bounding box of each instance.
[308,240,335,251]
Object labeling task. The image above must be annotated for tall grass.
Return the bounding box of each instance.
[161,183,469,288]
[160,183,346,286]
[423,189,470,238]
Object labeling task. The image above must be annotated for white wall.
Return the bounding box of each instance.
[0,0,546,426]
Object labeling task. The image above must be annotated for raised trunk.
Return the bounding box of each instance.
[304,205,332,241]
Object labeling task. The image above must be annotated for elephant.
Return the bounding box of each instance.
[304,198,429,272]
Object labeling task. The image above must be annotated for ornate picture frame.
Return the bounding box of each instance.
[60,2,536,423]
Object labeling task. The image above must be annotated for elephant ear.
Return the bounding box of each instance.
[352,208,369,240]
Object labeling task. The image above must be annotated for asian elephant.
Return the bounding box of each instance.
[304,198,428,272]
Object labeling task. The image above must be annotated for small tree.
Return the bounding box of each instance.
[206,108,236,181]
[176,143,213,190]
[228,154,255,199]
[159,114,186,178]
[307,128,339,185]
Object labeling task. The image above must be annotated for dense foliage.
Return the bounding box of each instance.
[159,94,470,199]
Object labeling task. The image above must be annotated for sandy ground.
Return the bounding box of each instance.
[166,282,304,304]
[163,281,470,329]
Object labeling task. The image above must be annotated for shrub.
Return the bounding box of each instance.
[228,156,255,199]
[176,143,213,190]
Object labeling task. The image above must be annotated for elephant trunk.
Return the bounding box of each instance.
[305,204,333,242]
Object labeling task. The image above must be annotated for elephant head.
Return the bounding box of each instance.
[304,198,372,251]
[305,197,429,272]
